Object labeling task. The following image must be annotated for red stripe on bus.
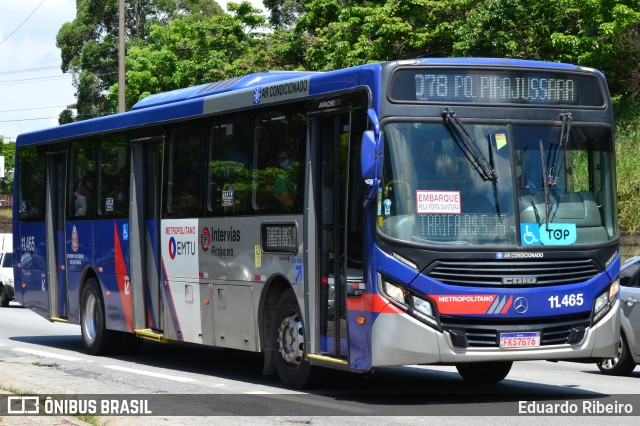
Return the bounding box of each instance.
[114,223,133,332]
[501,295,513,314]
[346,293,402,314]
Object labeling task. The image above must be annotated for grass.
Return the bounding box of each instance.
[615,109,640,233]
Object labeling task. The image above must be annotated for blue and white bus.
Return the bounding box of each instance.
[14,58,620,388]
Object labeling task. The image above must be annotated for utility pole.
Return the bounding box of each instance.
[118,0,125,113]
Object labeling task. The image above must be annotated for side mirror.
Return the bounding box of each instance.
[361,130,377,180]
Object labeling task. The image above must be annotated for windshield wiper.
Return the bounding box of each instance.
[442,108,497,181]
[539,140,551,226]
[487,133,502,221]
[547,110,572,186]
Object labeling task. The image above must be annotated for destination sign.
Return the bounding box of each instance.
[390,69,605,106]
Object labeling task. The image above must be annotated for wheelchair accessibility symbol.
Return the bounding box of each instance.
[522,225,539,245]
[520,224,541,246]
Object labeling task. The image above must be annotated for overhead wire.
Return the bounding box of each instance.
[0,66,60,75]
[0,105,69,113]
[0,0,47,45]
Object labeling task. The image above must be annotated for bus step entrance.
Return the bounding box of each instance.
[134,328,168,343]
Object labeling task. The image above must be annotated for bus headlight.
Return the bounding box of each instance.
[410,295,440,329]
[379,275,441,329]
[411,296,433,317]
[382,280,408,305]
[592,279,619,324]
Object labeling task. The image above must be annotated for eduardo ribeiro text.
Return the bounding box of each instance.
[519,400,634,415]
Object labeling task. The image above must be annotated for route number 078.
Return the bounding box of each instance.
[548,293,583,308]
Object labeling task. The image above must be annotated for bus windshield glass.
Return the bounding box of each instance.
[379,121,617,247]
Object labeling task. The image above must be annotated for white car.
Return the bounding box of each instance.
[597,255,640,375]
[0,233,14,308]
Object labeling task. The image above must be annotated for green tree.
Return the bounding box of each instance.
[263,0,307,28]
[0,140,15,195]
[274,0,640,99]
[119,2,267,107]
[59,109,75,125]
[450,0,640,97]
[63,0,640,111]
[56,0,224,121]
[286,0,462,70]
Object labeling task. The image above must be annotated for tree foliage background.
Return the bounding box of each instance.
[57,0,640,115]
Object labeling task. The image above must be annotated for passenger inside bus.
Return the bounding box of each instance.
[74,178,91,217]
[19,189,43,221]
[274,144,298,212]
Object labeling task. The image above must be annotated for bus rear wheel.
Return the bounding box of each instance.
[456,361,512,383]
[80,278,119,355]
[272,289,313,389]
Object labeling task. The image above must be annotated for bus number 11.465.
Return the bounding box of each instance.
[548,293,584,308]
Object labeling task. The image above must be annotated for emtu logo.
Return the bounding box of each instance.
[168,237,177,260]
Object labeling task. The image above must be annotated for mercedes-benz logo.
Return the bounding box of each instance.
[514,297,529,314]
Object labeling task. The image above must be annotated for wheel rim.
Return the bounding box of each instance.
[600,339,623,370]
[277,309,304,366]
[83,293,97,344]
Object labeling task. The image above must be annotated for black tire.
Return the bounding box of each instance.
[456,361,513,383]
[0,285,9,307]
[597,334,636,376]
[80,278,120,355]
[272,289,314,389]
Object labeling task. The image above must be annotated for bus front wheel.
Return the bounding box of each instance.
[272,289,313,389]
[456,361,512,383]
[80,278,119,355]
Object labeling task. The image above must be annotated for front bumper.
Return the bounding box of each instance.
[371,299,620,366]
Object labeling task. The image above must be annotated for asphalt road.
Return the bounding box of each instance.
[1,301,638,425]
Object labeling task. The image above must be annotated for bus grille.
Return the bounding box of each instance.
[441,314,591,348]
[426,258,601,287]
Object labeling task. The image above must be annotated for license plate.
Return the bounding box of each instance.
[499,332,540,348]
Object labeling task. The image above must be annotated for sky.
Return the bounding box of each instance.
[0,0,265,142]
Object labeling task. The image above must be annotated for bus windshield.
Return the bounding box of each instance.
[379,121,617,247]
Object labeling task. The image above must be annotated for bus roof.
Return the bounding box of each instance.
[16,58,601,146]
[131,71,320,111]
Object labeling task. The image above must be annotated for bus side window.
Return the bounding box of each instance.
[252,108,306,214]
[18,146,46,222]
[164,123,206,218]
[98,135,129,218]
[208,115,251,216]
[68,140,97,220]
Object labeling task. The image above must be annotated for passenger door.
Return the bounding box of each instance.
[130,138,163,333]
[45,152,68,320]
[310,109,365,360]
